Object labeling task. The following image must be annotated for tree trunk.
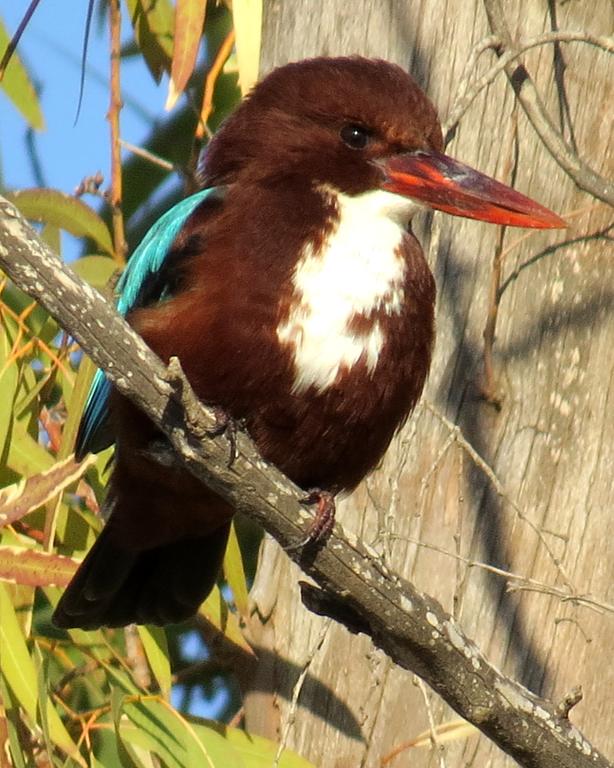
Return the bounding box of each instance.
[244,2,614,766]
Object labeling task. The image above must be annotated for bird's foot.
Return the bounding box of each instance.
[207,406,243,468]
[289,489,336,549]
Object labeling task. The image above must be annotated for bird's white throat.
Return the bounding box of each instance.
[277,188,412,393]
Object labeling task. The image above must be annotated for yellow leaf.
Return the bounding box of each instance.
[198,585,254,656]
[0,17,45,130]
[137,625,171,699]
[222,521,249,616]
[0,545,78,587]
[0,314,19,461]
[231,0,262,94]
[0,453,95,527]
[166,0,207,110]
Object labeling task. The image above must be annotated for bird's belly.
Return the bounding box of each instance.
[247,346,429,492]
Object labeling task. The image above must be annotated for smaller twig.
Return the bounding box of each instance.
[483,3,614,206]
[480,108,518,407]
[444,30,614,145]
[74,172,105,198]
[446,33,502,138]
[172,659,231,685]
[414,676,448,768]
[0,291,72,377]
[498,220,613,299]
[0,0,43,80]
[52,659,100,696]
[107,0,126,264]
[197,28,236,139]
[424,401,574,589]
[417,429,457,517]
[548,7,578,153]
[380,719,476,766]
[505,582,611,614]
[273,620,331,768]
[495,201,603,278]
[554,616,592,644]
[118,139,176,173]
[452,447,466,620]
[555,686,583,720]
[387,533,614,616]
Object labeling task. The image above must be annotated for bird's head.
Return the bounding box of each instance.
[201,57,564,229]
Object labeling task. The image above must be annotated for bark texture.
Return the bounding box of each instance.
[244,2,614,766]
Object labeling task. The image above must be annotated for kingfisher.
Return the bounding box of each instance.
[53,57,564,629]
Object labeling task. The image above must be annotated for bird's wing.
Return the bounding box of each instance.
[75,187,219,459]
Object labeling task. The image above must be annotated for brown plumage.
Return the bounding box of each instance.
[53,57,563,629]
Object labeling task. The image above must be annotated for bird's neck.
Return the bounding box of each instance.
[277,187,418,394]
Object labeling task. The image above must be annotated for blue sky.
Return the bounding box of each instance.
[2,3,165,210]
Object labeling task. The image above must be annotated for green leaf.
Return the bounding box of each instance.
[72,255,118,289]
[35,646,54,762]
[137,625,171,699]
[166,0,207,109]
[222,521,250,616]
[111,688,142,768]
[4,416,55,476]
[58,354,97,462]
[0,314,20,461]
[91,650,140,695]
[7,188,115,256]
[0,583,86,765]
[119,701,186,768]
[192,720,316,768]
[14,365,55,420]
[122,697,243,768]
[0,17,45,130]
[0,583,39,718]
[0,674,29,768]
[198,585,254,656]
[126,0,174,82]
[40,222,62,254]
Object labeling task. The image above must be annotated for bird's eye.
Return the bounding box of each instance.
[340,123,371,150]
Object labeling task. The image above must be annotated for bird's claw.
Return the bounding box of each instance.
[287,489,336,550]
[207,406,242,468]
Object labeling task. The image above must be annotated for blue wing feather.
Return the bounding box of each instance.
[75,187,218,459]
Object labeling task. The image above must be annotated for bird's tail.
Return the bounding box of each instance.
[53,520,231,629]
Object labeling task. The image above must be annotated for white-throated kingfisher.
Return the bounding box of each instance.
[53,57,564,629]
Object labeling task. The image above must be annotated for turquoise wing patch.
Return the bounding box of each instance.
[75,187,218,459]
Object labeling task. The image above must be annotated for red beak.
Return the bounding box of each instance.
[381,150,566,229]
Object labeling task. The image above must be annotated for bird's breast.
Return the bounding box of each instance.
[276,189,412,394]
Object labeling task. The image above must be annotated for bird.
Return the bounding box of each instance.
[53,57,564,630]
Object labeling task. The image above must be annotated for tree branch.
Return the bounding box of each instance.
[443,30,614,144]
[482,0,614,207]
[0,195,611,768]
